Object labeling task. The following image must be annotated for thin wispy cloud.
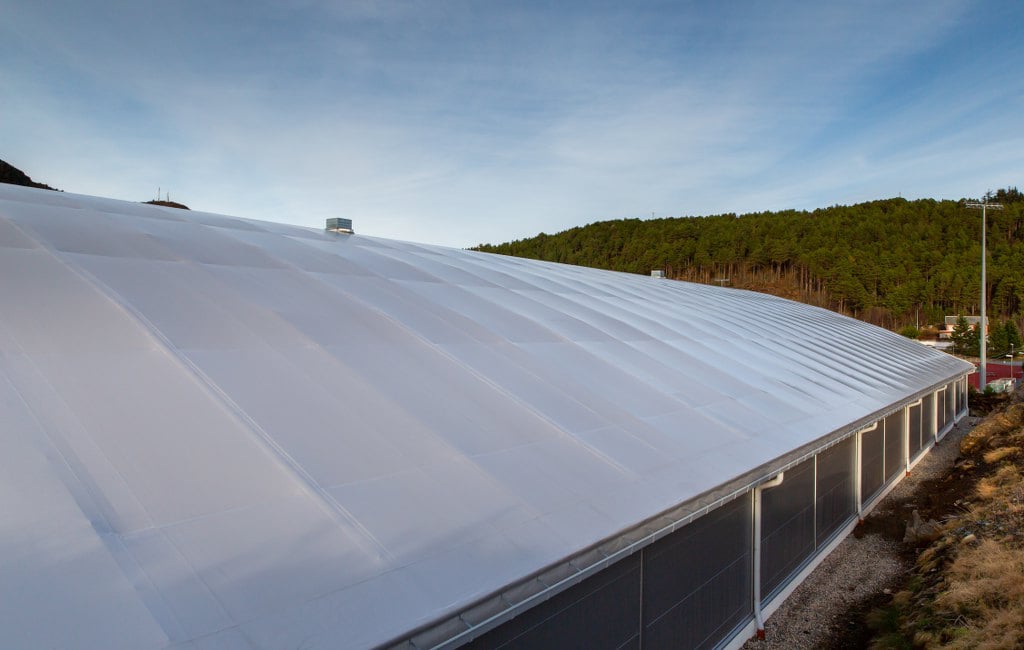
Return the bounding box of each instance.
[1,1,1021,247]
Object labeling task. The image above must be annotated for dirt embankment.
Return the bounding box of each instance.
[865,397,1024,648]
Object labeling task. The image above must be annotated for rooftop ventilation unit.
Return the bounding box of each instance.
[651,269,665,279]
[326,218,354,234]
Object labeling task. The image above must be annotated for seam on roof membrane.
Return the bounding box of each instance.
[0,340,184,643]
[264,235,641,479]
[12,215,395,564]
[371,310,639,478]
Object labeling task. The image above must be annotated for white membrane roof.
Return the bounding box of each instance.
[0,184,971,648]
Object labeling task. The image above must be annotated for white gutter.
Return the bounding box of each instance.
[753,472,785,639]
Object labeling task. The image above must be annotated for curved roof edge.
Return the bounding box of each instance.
[0,183,977,649]
[389,372,970,649]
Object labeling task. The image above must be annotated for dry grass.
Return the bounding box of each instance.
[961,404,1024,455]
[1008,428,1024,447]
[934,540,1024,649]
[931,468,1024,649]
[875,401,1024,649]
[975,465,1021,500]
[937,539,1024,610]
[982,446,1020,464]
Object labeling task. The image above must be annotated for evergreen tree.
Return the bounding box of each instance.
[946,317,978,358]
[965,323,981,357]
[990,320,1010,357]
[988,320,1024,357]
[1000,320,1022,355]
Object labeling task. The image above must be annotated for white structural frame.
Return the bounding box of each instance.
[725,384,967,650]
[752,471,785,638]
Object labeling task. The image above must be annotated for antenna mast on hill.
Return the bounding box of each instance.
[965,199,1004,390]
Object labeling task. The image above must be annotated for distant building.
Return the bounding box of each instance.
[939,315,987,340]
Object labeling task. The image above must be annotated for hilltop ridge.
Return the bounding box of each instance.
[0,158,59,191]
[0,158,188,209]
[475,192,1024,330]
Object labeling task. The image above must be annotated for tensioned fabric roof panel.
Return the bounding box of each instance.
[0,184,971,649]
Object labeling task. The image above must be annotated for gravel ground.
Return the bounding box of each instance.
[742,417,978,650]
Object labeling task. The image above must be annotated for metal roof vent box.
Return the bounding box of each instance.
[326,217,354,234]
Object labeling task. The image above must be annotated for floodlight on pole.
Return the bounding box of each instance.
[965,200,1004,390]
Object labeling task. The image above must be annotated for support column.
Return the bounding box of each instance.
[904,400,921,475]
[753,472,784,639]
[856,422,877,521]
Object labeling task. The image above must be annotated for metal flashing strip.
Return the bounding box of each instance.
[415,489,753,650]
[763,373,969,483]
[386,372,971,650]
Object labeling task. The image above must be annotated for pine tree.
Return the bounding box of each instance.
[950,315,981,356]
[1003,320,1022,354]
[951,316,972,355]
[990,320,1010,357]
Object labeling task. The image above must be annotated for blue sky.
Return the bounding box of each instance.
[2,1,1022,247]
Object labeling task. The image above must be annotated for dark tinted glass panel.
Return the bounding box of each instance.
[643,496,753,650]
[884,411,905,482]
[465,553,641,650]
[922,393,936,439]
[760,457,815,600]
[815,437,856,546]
[908,403,923,459]
[860,424,885,502]
[946,382,956,423]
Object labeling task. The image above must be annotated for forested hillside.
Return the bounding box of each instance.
[475,190,1024,330]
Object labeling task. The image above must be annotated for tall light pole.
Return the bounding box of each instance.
[1009,343,1016,383]
[965,200,1004,389]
